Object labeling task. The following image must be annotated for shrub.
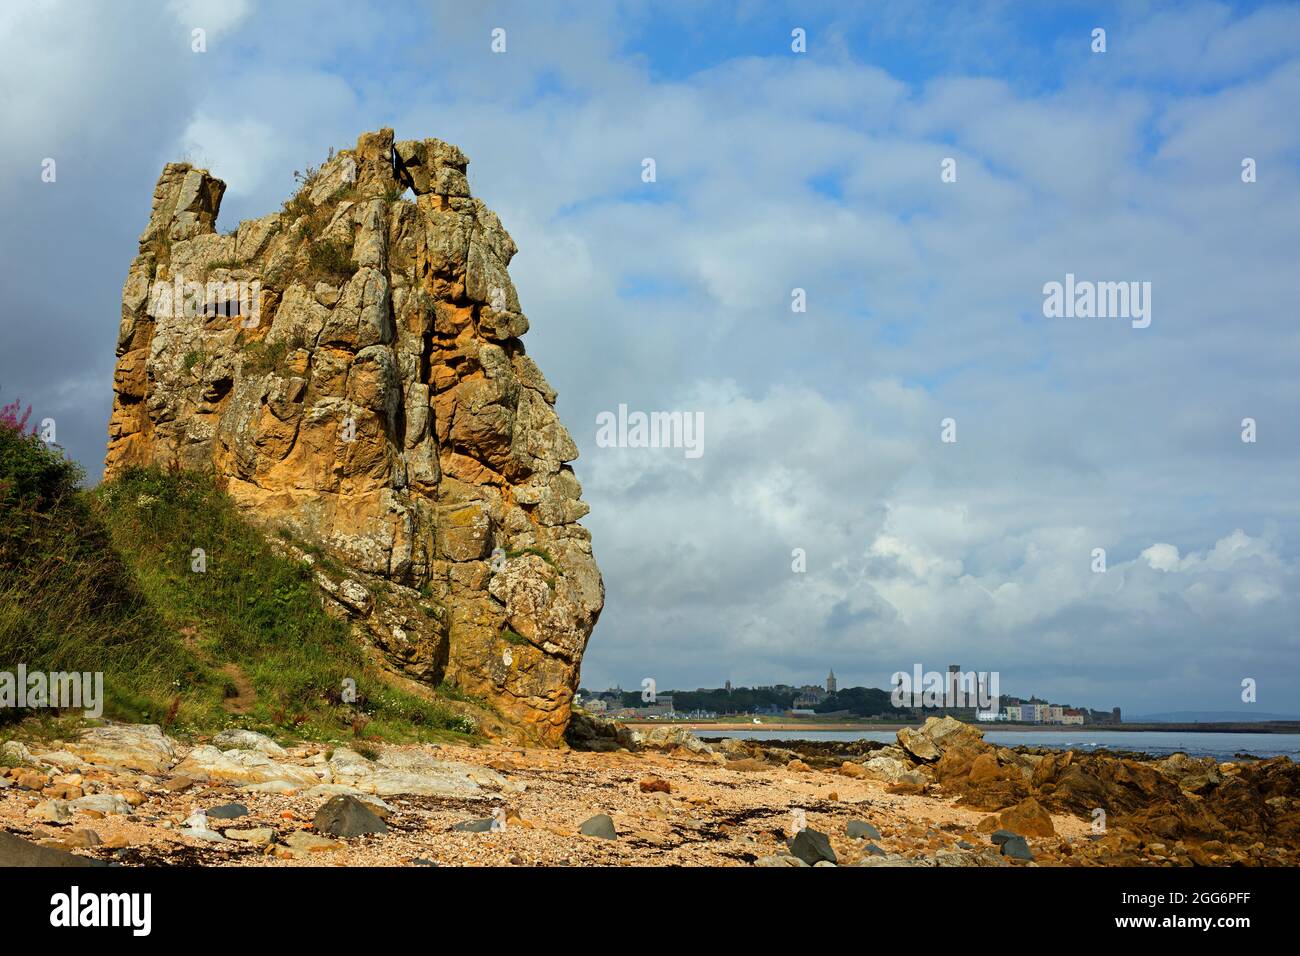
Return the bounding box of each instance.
[241,335,303,376]
[307,239,357,284]
[0,397,82,513]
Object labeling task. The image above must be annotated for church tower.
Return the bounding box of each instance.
[826,669,837,694]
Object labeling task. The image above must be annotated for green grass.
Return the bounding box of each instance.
[241,335,304,376]
[281,163,319,223]
[436,680,490,709]
[0,749,26,769]
[0,426,478,745]
[506,546,561,570]
[306,238,357,284]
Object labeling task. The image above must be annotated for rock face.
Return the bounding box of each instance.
[104,129,603,743]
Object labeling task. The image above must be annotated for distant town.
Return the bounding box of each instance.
[577,669,1123,725]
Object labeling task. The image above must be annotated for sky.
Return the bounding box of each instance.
[1,0,1298,716]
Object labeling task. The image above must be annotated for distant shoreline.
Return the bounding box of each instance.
[623,720,1300,735]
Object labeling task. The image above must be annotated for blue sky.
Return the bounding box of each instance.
[1,0,1298,715]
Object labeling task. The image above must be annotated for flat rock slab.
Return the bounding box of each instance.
[70,794,133,816]
[857,853,925,867]
[212,730,285,756]
[326,747,503,799]
[207,802,249,820]
[283,831,344,857]
[179,827,229,843]
[846,820,881,840]
[171,746,319,787]
[0,831,107,867]
[63,724,178,775]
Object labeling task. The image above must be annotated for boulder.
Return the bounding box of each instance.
[566,711,641,752]
[33,799,73,824]
[1157,753,1222,795]
[861,755,912,783]
[313,795,388,837]
[999,835,1034,861]
[787,827,837,866]
[995,797,1056,838]
[579,814,617,839]
[638,726,713,755]
[224,827,275,846]
[897,727,941,762]
[898,716,990,766]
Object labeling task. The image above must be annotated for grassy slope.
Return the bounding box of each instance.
[0,424,478,745]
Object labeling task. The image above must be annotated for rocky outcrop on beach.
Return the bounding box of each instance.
[814,716,1300,865]
[2,719,1296,867]
[103,129,602,744]
[566,711,721,757]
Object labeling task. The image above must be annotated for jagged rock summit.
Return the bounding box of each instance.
[105,129,602,744]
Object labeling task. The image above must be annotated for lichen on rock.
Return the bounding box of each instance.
[105,129,603,744]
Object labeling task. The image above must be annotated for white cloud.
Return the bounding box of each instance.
[1143,542,1182,571]
[174,113,277,197]
[3,0,1298,713]
[166,0,251,37]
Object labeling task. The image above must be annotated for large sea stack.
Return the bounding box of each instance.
[105,129,603,744]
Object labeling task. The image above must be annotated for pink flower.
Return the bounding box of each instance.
[0,396,35,435]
